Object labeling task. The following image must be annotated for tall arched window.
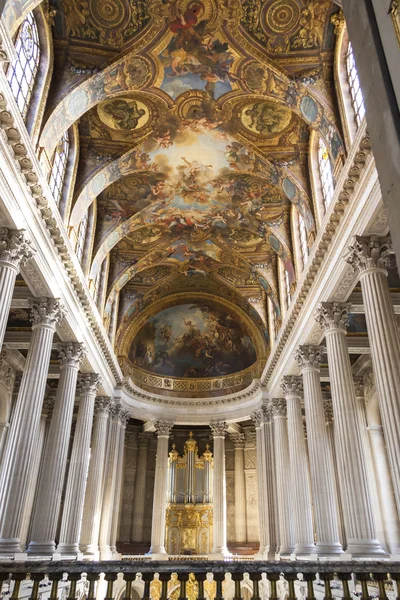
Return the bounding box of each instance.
[49,131,70,207]
[298,213,309,266]
[75,210,88,263]
[346,42,366,127]
[318,138,335,210]
[7,12,41,119]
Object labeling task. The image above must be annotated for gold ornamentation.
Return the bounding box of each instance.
[390,1,400,48]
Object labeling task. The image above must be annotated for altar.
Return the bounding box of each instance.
[165,433,213,555]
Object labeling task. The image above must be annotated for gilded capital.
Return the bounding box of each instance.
[281,375,303,397]
[210,421,228,437]
[331,10,345,35]
[295,345,324,371]
[323,400,334,424]
[30,297,66,328]
[59,342,87,368]
[270,398,287,418]
[0,228,36,269]
[315,301,350,332]
[94,396,111,415]
[77,373,102,396]
[346,235,393,274]
[154,420,174,436]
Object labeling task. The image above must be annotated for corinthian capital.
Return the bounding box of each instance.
[154,421,174,436]
[78,373,102,396]
[30,297,66,328]
[270,398,287,417]
[118,407,131,425]
[295,345,324,371]
[346,235,393,274]
[251,409,264,428]
[323,400,334,424]
[210,421,228,437]
[315,301,350,332]
[94,396,111,415]
[353,376,365,398]
[59,342,87,368]
[230,432,245,448]
[0,228,36,269]
[281,375,303,397]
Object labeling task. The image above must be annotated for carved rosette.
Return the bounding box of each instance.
[295,345,324,371]
[270,398,287,418]
[230,432,245,448]
[346,235,393,275]
[58,342,87,369]
[315,302,350,333]
[30,297,66,328]
[353,376,365,398]
[323,400,334,424]
[154,421,174,437]
[94,396,111,415]
[210,421,228,437]
[0,228,36,269]
[77,373,102,396]
[281,375,303,397]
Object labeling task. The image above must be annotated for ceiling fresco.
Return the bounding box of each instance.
[43,0,343,394]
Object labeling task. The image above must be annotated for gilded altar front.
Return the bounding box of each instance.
[166,503,213,555]
[165,432,213,555]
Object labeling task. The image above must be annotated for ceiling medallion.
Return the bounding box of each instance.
[264,0,301,34]
[89,0,128,30]
[97,96,150,131]
[240,100,292,137]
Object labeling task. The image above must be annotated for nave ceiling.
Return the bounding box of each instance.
[39,0,344,394]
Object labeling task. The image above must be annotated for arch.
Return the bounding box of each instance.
[3,0,43,36]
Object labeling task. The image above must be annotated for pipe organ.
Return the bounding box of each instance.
[166,432,213,555]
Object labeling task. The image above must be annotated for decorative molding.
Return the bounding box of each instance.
[30,297,66,328]
[346,235,392,274]
[281,375,303,397]
[315,302,350,333]
[0,228,36,269]
[58,342,87,368]
[295,345,324,371]
[390,0,400,48]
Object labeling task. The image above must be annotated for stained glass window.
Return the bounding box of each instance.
[7,12,41,119]
[318,138,335,210]
[299,212,309,266]
[49,131,70,206]
[75,210,88,263]
[346,42,366,127]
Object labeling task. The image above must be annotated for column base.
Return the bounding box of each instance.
[278,545,295,557]
[345,538,388,556]
[294,542,317,555]
[148,545,167,555]
[209,548,231,560]
[83,543,100,557]
[27,541,56,555]
[255,546,276,560]
[316,541,344,555]
[0,538,22,554]
[57,542,80,555]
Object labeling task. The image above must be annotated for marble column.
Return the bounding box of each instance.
[99,404,121,559]
[27,343,86,555]
[347,235,400,517]
[315,302,384,555]
[0,297,65,553]
[149,421,174,557]
[323,400,347,549]
[0,228,35,351]
[281,376,316,555]
[271,399,295,556]
[80,397,111,556]
[131,433,150,542]
[19,397,53,550]
[58,373,101,554]
[252,408,276,558]
[210,421,229,558]
[110,409,130,555]
[295,345,343,555]
[230,433,247,543]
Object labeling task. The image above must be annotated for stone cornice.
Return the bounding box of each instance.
[0,77,122,387]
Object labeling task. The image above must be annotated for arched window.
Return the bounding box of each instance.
[298,213,309,266]
[75,210,88,263]
[7,12,41,119]
[284,269,291,310]
[318,138,335,210]
[346,42,366,127]
[49,131,70,207]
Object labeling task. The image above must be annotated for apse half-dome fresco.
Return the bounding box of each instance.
[129,302,257,378]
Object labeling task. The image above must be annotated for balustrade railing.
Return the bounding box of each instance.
[0,561,399,600]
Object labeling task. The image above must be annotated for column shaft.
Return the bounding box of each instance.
[210,422,228,557]
[28,344,85,554]
[58,373,100,554]
[232,435,246,543]
[131,434,149,542]
[150,422,173,556]
[110,416,128,554]
[0,298,64,553]
[0,263,18,350]
[80,398,110,555]
[272,400,294,556]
